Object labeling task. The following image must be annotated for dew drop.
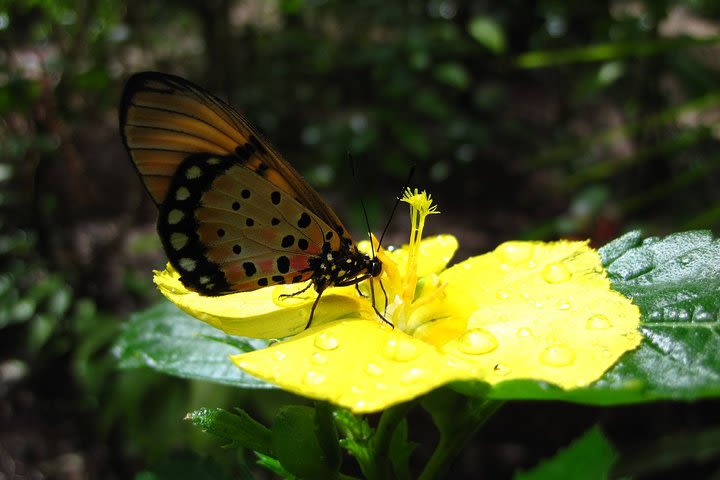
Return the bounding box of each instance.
[303,370,326,385]
[586,314,612,330]
[273,350,287,361]
[365,363,383,377]
[642,236,658,245]
[557,300,571,310]
[401,367,425,385]
[678,255,692,266]
[648,310,662,321]
[496,290,510,300]
[314,333,339,351]
[384,337,420,362]
[351,385,367,395]
[540,345,575,367]
[541,262,572,283]
[516,327,533,337]
[458,329,499,355]
[493,363,511,376]
[497,242,534,263]
[677,310,689,321]
[311,352,328,365]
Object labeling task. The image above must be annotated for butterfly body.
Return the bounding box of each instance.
[120,72,382,320]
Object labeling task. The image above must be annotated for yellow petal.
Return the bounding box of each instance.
[358,234,459,277]
[439,240,641,388]
[231,319,468,413]
[154,265,371,339]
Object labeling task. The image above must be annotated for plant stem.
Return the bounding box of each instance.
[418,399,504,480]
[370,401,415,479]
[373,401,415,455]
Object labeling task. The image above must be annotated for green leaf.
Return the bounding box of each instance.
[185,407,273,455]
[113,301,271,387]
[315,402,341,472]
[433,63,471,90]
[468,16,506,54]
[513,426,616,480]
[456,230,720,404]
[272,405,339,479]
[255,453,297,479]
[388,419,416,480]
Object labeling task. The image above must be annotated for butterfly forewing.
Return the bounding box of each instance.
[120,72,353,245]
[120,72,369,298]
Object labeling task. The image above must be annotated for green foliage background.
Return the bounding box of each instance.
[1,0,720,478]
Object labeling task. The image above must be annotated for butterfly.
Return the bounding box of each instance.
[119,72,384,327]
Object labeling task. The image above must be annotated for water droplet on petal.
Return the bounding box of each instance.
[496,290,510,300]
[384,337,420,362]
[678,255,692,265]
[351,385,366,395]
[557,300,571,310]
[314,332,339,351]
[540,345,575,367]
[273,350,287,361]
[542,262,572,283]
[458,328,499,355]
[365,363,383,377]
[517,327,533,337]
[497,242,534,263]
[586,314,612,330]
[401,367,425,384]
[642,236,657,245]
[311,352,327,365]
[303,370,326,385]
[493,363,511,376]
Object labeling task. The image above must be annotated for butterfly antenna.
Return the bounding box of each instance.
[377,163,416,247]
[348,153,377,257]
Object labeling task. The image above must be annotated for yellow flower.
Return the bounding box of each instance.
[155,190,642,413]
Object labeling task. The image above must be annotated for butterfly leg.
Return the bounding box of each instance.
[336,275,393,327]
[279,281,314,299]
[306,287,326,330]
[368,278,393,328]
[378,278,389,314]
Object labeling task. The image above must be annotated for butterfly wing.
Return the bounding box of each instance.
[119,71,352,241]
[119,72,350,294]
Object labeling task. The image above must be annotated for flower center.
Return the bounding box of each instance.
[375,189,444,334]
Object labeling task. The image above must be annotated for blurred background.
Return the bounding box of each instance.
[2,0,720,478]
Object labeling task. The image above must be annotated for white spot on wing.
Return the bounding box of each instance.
[170,232,188,250]
[186,166,202,179]
[179,257,196,271]
[176,187,190,200]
